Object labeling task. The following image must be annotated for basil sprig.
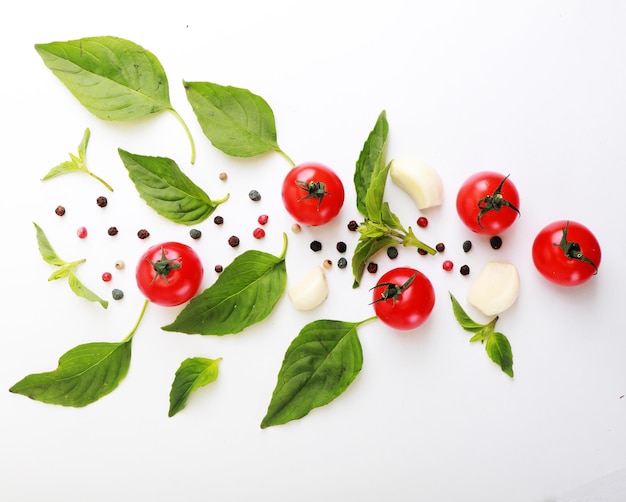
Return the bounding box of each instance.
[10,299,149,407]
[34,222,108,309]
[118,149,229,225]
[184,81,295,165]
[169,357,222,417]
[449,293,514,377]
[351,111,436,287]
[41,128,113,191]
[261,317,376,428]
[163,234,288,335]
[35,36,196,164]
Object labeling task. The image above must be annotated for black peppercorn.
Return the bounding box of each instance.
[310,240,322,252]
[189,229,202,239]
[490,236,503,249]
[462,240,472,253]
[228,236,240,247]
[214,215,224,225]
[387,246,399,259]
[435,242,446,252]
[337,257,348,269]
[367,262,378,273]
[215,264,224,273]
[460,264,470,276]
[336,241,347,253]
[249,190,261,201]
[417,248,428,256]
[96,196,108,208]
[55,205,66,216]
[347,220,359,231]
[137,229,150,239]
[108,226,119,236]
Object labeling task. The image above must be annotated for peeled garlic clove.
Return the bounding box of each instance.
[467,261,520,316]
[389,158,443,210]
[288,266,328,311]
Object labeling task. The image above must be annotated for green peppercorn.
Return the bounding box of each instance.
[112,289,124,300]
[337,257,348,269]
[189,229,202,239]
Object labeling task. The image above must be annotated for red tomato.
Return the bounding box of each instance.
[456,172,520,235]
[281,162,345,226]
[136,242,204,306]
[371,267,435,330]
[532,220,601,286]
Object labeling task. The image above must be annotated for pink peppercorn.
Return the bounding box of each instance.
[77,226,88,239]
[442,260,454,271]
[253,227,266,239]
[417,217,428,228]
[102,272,112,282]
[258,214,269,225]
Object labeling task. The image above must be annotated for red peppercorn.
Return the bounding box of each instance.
[77,226,88,239]
[102,272,112,282]
[253,227,265,239]
[258,214,269,225]
[442,260,454,271]
[417,217,428,228]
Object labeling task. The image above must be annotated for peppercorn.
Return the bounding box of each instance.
[323,259,332,269]
[253,228,265,239]
[219,172,228,181]
[102,272,112,282]
[114,260,125,270]
[249,190,261,201]
[214,216,224,225]
[108,226,119,236]
[310,240,322,252]
[215,264,224,273]
[77,226,88,239]
[228,235,240,247]
[112,289,124,300]
[417,216,428,228]
[462,240,472,253]
[435,242,446,252]
[417,248,428,256]
[460,264,470,276]
[258,214,269,225]
[387,246,399,259]
[442,260,454,271]
[189,228,202,239]
[336,241,347,253]
[96,196,108,208]
[291,223,301,233]
[337,257,348,269]
[367,262,378,273]
[347,220,359,231]
[490,235,503,250]
[137,229,150,239]
[55,205,66,216]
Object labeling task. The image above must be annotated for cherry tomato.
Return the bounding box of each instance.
[136,242,204,306]
[371,267,435,330]
[532,220,601,286]
[281,162,345,226]
[456,171,520,235]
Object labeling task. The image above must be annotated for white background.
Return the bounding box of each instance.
[2,1,625,501]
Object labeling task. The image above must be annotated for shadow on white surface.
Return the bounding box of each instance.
[556,469,626,502]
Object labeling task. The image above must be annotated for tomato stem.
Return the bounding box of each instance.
[370,273,417,306]
[554,221,598,273]
[476,174,520,229]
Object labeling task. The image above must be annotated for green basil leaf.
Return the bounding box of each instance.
[10,339,132,407]
[449,293,486,332]
[33,222,66,266]
[261,319,365,428]
[469,328,491,343]
[68,270,109,309]
[118,148,228,225]
[47,264,74,281]
[364,160,391,221]
[354,110,388,217]
[169,357,221,417]
[485,332,514,377]
[162,235,288,335]
[380,202,404,232]
[35,36,172,121]
[184,81,284,158]
[351,235,396,288]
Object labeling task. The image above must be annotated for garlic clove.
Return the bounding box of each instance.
[389,158,443,210]
[288,266,328,311]
[467,261,520,316]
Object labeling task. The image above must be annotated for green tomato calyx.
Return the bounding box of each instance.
[296,179,331,210]
[476,174,520,229]
[370,273,416,306]
[148,247,182,284]
[555,221,598,274]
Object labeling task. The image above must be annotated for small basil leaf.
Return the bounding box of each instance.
[169,357,221,417]
[184,81,284,158]
[354,110,388,217]
[10,339,132,407]
[351,235,396,288]
[449,293,486,332]
[485,332,514,378]
[35,36,172,120]
[364,161,391,221]
[261,319,364,428]
[33,222,66,266]
[162,235,287,335]
[68,271,108,309]
[469,328,491,343]
[380,202,404,232]
[119,149,228,225]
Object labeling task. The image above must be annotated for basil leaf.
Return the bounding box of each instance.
[261,319,365,428]
[169,357,221,417]
[162,234,288,335]
[449,293,486,332]
[184,81,289,160]
[380,202,404,232]
[68,270,109,309]
[364,160,391,221]
[119,148,229,225]
[354,110,388,217]
[35,36,172,121]
[351,235,396,288]
[485,332,514,378]
[10,339,132,407]
[33,222,65,266]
